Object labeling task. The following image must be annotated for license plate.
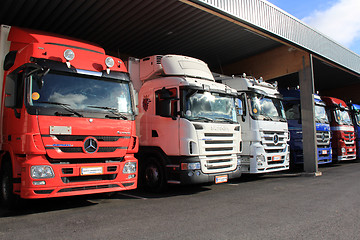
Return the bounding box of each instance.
[215,175,228,184]
[81,166,103,176]
[349,149,353,152]
[322,150,327,155]
[272,155,281,161]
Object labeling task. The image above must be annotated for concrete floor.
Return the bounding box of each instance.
[0,161,359,240]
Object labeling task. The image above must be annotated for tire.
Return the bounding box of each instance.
[142,157,167,193]
[0,161,19,208]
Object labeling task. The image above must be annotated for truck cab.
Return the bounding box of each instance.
[216,74,290,174]
[321,96,356,162]
[128,55,242,191]
[348,103,360,159]
[281,89,332,167]
[0,25,138,205]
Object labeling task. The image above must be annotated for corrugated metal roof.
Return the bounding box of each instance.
[0,0,359,85]
[0,0,280,69]
[194,0,360,75]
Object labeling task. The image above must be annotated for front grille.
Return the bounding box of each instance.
[262,131,287,154]
[203,155,236,173]
[344,131,355,144]
[56,146,126,153]
[47,156,124,164]
[316,131,331,145]
[49,135,126,142]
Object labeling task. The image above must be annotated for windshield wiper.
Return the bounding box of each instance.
[190,116,214,122]
[87,106,128,120]
[279,117,287,122]
[37,101,83,117]
[261,114,272,121]
[215,117,237,124]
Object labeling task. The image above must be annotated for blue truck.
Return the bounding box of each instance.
[281,89,332,167]
[348,103,360,159]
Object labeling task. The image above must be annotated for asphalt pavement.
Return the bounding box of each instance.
[1,161,360,240]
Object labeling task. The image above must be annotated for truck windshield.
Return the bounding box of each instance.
[249,93,286,121]
[184,91,237,123]
[28,71,133,117]
[334,109,352,125]
[315,105,329,123]
[354,111,360,126]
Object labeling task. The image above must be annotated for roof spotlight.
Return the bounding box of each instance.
[105,57,115,68]
[64,49,75,61]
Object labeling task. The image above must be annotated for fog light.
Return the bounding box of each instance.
[188,171,194,177]
[256,154,265,162]
[128,174,136,179]
[33,180,46,185]
[31,166,55,179]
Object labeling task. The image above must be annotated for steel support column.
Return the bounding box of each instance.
[299,54,319,173]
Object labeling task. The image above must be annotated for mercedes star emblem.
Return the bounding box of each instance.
[83,137,98,153]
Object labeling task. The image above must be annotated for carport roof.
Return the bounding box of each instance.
[0,0,359,78]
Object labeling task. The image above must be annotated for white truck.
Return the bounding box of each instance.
[215,74,290,174]
[128,55,242,191]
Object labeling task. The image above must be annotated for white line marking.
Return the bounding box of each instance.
[117,193,148,200]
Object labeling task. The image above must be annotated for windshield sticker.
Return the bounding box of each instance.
[143,95,151,111]
[32,92,40,101]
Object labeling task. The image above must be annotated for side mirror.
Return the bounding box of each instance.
[158,99,172,118]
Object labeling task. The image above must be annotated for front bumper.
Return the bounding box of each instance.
[20,155,138,199]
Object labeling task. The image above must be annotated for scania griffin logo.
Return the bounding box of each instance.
[83,137,98,153]
[273,134,279,145]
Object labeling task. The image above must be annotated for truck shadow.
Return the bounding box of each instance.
[0,185,212,217]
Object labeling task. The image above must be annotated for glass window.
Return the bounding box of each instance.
[183,90,237,123]
[28,71,133,115]
[249,93,286,121]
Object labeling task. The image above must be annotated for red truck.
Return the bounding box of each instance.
[0,25,138,206]
[321,96,356,162]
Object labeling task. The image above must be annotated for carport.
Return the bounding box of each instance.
[1,0,360,173]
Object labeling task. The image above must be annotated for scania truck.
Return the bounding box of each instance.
[215,74,289,174]
[281,89,332,167]
[0,25,138,206]
[128,55,241,192]
[321,96,356,162]
[348,103,360,159]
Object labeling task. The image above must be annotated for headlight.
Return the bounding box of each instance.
[181,162,201,170]
[31,165,55,179]
[123,162,137,174]
[341,147,346,153]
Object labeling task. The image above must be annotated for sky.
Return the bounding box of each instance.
[266,0,360,55]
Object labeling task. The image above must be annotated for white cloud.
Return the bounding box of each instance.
[302,0,360,48]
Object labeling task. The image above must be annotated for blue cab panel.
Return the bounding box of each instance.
[281,89,332,166]
[348,103,360,159]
